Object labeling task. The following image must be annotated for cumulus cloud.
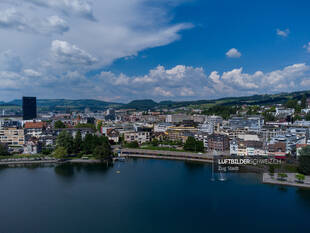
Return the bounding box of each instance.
[0,7,69,34]
[25,0,94,20]
[277,28,290,37]
[0,8,29,31]
[0,0,191,70]
[50,40,97,66]
[208,63,310,94]
[1,62,310,101]
[226,48,241,58]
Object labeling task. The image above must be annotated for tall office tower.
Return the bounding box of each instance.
[22,97,37,120]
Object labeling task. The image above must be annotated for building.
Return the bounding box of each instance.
[105,108,116,121]
[230,139,238,155]
[154,123,173,133]
[24,122,46,139]
[23,138,42,154]
[268,142,286,157]
[229,116,264,131]
[124,131,151,144]
[0,127,25,146]
[237,140,265,156]
[22,97,37,120]
[166,114,191,123]
[166,126,198,143]
[275,108,295,117]
[207,134,230,152]
[106,128,120,143]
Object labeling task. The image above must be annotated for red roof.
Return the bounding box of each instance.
[24,122,46,129]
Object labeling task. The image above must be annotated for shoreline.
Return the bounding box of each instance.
[262,173,310,189]
[120,153,213,163]
[0,158,102,166]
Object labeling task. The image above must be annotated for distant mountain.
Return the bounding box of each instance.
[6,99,123,111]
[121,90,310,110]
[124,99,158,110]
[1,90,309,111]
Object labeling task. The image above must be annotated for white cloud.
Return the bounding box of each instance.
[0,0,192,71]
[1,62,310,101]
[226,48,241,58]
[25,0,94,20]
[277,28,290,37]
[304,42,310,53]
[0,7,69,34]
[50,40,97,66]
[23,69,41,77]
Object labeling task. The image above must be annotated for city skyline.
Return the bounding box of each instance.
[1,0,310,102]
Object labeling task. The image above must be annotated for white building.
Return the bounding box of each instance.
[275,108,295,116]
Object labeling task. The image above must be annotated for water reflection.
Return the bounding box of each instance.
[54,163,114,179]
[296,189,310,208]
[184,161,206,173]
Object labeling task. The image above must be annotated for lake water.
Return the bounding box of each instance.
[0,159,309,233]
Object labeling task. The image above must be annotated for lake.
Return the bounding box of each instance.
[0,158,309,233]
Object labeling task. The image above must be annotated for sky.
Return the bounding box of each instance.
[1,0,310,103]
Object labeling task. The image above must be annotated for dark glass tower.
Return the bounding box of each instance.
[22,97,37,120]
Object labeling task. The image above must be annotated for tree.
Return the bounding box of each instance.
[286,99,298,109]
[97,121,103,132]
[94,145,111,160]
[151,139,159,147]
[269,165,275,176]
[53,146,68,159]
[184,137,204,152]
[301,95,307,109]
[126,141,139,148]
[82,133,95,154]
[56,131,74,154]
[75,123,96,130]
[296,173,305,183]
[298,146,310,175]
[74,130,82,154]
[54,120,66,129]
[0,143,9,156]
[277,173,288,181]
[263,112,276,122]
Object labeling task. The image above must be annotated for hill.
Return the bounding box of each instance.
[5,99,123,112]
[120,90,310,110]
[1,90,310,112]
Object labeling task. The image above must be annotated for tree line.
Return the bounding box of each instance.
[53,131,112,160]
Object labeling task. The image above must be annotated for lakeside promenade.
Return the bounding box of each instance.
[263,173,310,188]
[0,157,102,166]
[118,148,218,163]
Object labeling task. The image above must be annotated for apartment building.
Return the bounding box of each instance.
[0,127,25,146]
[208,134,230,152]
[124,131,151,144]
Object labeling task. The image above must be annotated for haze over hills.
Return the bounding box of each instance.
[1,90,310,111]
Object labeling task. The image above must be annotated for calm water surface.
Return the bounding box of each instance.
[0,159,309,233]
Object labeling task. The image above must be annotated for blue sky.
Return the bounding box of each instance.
[1,0,310,102]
